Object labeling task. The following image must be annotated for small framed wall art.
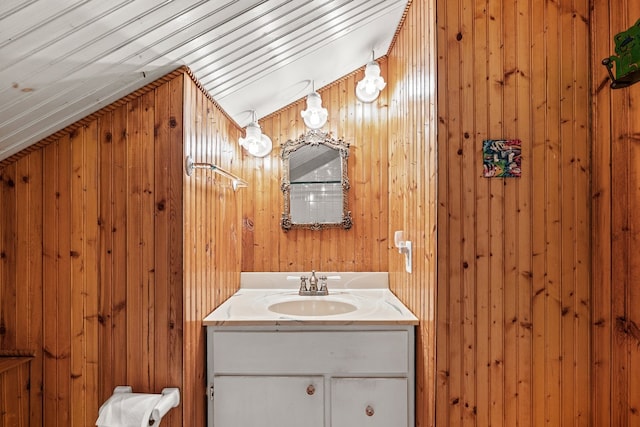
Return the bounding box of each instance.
[482,139,521,178]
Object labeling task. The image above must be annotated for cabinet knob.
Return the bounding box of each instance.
[365,405,375,417]
[306,385,315,395]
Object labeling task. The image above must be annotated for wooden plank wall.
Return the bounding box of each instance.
[0,153,42,426]
[591,3,640,426]
[386,0,438,426]
[0,359,31,427]
[0,68,245,427]
[239,3,439,427]
[1,1,627,426]
[240,67,390,272]
[182,75,244,427]
[436,0,591,426]
[0,73,183,426]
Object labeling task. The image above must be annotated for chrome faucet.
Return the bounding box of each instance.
[298,270,329,296]
[308,270,318,292]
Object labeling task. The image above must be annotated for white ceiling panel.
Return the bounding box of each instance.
[0,0,410,162]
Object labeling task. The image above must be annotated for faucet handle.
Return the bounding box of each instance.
[319,275,328,293]
[299,276,308,293]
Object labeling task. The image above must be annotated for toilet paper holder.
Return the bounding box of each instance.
[109,386,180,425]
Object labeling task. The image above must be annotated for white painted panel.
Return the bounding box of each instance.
[0,0,37,20]
[0,0,410,161]
[331,377,409,427]
[0,0,181,102]
[0,66,168,133]
[0,67,172,159]
[0,0,135,69]
[0,0,88,42]
[213,376,324,427]
[165,0,318,77]
[211,330,410,374]
[198,0,394,91]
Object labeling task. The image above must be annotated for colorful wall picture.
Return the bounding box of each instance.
[482,139,522,178]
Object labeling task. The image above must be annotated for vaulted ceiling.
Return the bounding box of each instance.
[0,0,410,162]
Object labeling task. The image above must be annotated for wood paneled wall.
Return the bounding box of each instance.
[0,358,32,427]
[0,68,243,427]
[239,3,440,427]
[592,3,640,426]
[5,1,634,426]
[182,74,244,426]
[387,0,438,426]
[240,68,390,272]
[436,0,591,426]
[0,153,42,426]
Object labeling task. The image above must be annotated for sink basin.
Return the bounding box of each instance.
[268,299,358,316]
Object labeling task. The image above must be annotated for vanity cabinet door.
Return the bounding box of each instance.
[213,375,324,427]
[330,377,409,427]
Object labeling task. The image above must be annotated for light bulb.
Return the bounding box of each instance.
[301,91,328,129]
[309,111,321,126]
[239,119,273,157]
[248,141,261,155]
[355,60,386,103]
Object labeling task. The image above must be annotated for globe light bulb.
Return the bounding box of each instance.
[301,91,328,129]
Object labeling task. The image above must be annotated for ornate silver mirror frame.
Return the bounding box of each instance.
[281,130,352,231]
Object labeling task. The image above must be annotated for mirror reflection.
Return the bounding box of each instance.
[281,130,351,230]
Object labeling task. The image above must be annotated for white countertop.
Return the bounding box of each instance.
[203,272,419,326]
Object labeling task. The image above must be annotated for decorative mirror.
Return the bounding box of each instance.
[281,130,352,231]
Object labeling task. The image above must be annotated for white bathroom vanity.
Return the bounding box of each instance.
[203,272,418,427]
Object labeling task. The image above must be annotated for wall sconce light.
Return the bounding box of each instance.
[355,52,386,103]
[394,230,412,273]
[238,111,273,157]
[301,82,328,129]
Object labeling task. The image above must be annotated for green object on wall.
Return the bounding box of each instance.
[603,18,640,89]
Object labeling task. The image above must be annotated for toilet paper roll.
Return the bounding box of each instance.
[96,393,162,427]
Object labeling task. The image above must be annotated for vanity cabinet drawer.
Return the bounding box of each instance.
[210,330,409,374]
[331,377,408,427]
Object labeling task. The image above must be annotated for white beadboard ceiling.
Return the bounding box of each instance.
[0,0,409,162]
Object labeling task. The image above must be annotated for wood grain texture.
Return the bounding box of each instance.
[0,69,243,427]
[591,3,640,426]
[182,74,243,427]
[436,0,591,426]
[0,157,38,427]
[387,0,438,425]
[3,1,635,426]
[0,359,31,427]
[240,69,390,273]
[238,5,437,427]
